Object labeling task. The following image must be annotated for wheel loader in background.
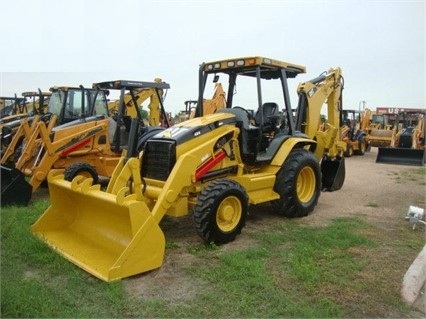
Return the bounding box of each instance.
[365,111,398,148]
[0,80,171,207]
[376,110,425,165]
[32,56,346,282]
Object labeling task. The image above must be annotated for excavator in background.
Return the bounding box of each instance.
[340,109,368,157]
[32,56,345,281]
[0,80,171,206]
[376,110,425,165]
[106,78,168,126]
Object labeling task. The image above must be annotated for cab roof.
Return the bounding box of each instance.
[202,56,306,79]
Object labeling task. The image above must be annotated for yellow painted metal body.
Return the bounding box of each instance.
[32,171,165,282]
[13,116,121,192]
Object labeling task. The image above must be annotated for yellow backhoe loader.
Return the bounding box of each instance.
[340,109,368,156]
[32,56,345,281]
[0,96,29,148]
[376,111,425,165]
[0,95,27,121]
[0,80,170,206]
[1,90,52,158]
[107,78,168,126]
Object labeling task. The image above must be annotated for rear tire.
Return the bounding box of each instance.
[193,179,248,244]
[271,149,321,218]
[64,162,99,184]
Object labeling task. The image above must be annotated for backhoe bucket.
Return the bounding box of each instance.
[376,147,425,166]
[31,172,166,281]
[1,165,32,207]
[321,156,346,191]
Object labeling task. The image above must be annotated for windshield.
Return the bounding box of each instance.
[48,91,65,117]
[90,90,108,116]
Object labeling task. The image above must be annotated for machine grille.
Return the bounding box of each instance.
[142,140,176,181]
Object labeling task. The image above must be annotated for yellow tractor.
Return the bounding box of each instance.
[32,56,346,281]
[0,80,170,206]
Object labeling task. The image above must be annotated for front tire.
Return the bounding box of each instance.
[354,138,366,155]
[344,144,354,157]
[193,179,248,244]
[271,148,321,218]
[64,162,99,184]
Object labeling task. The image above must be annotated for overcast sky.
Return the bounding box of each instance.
[0,0,424,115]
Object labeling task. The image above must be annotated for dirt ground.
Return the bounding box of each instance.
[122,147,426,312]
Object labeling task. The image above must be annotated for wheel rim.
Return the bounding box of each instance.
[216,196,242,232]
[296,166,316,203]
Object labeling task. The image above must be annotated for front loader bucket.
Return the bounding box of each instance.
[31,171,165,281]
[321,156,346,191]
[1,165,32,207]
[376,147,425,166]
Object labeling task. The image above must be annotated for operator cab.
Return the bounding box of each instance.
[198,56,306,165]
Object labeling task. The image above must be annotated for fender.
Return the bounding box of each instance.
[270,136,316,166]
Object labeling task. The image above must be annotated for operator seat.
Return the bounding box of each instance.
[254,102,280,132]
[254,102,281,152]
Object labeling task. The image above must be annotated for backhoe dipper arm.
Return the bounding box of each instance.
[296,68,345,158]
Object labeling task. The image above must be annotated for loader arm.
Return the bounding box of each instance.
[19,117,109,191]
[1,115,41,165]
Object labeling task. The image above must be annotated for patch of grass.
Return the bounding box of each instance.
[1,203,129,318]
[188,242,219,256]
[365,202,379,207]
[165,241,180,249]
[1,204,423,318]
[390,167,426,185]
